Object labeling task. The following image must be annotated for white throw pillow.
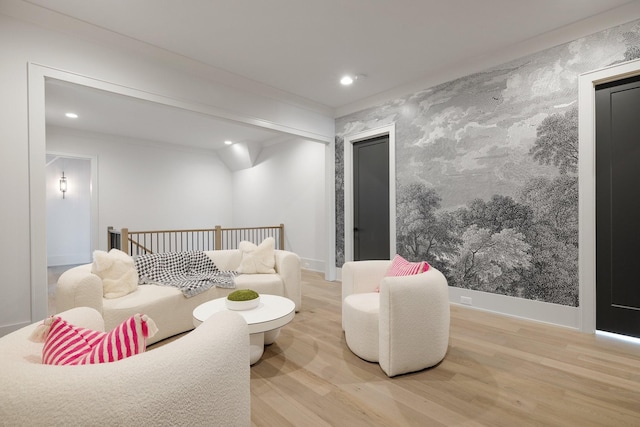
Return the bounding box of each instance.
[91,249,138,298]
[236,237,276,274]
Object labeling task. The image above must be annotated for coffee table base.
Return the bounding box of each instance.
[249,328,281,365]
[263,328,280,345]
[193,295,295,365]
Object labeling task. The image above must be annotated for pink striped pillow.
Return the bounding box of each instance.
[375,255,431,292]
[38,314,157,365]
[386,254,430,277]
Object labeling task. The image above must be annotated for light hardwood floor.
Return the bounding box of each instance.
[49,267,640,426]
[249,270,640,427]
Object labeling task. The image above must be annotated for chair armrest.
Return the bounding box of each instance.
[341,260,391,300]
[57,307,105,331]
[274,250,301,311]
[0,310,250,427]
[55,264,104,315]
[378,267,450,377]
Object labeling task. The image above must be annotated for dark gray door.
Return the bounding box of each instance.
[353,135,390,261]
[595,75,640,338]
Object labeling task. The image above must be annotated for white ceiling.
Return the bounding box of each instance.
[45,79,284,151]
[30,0,639,150]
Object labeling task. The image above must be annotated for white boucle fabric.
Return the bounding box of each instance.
[379,269,450,377]
[341,260,391,331]
[0,307,250,427]
[343,293,380,362]
[91,248,138,299]
[57,248,301,345]
[341,261,450,377]
[236,237,276,274]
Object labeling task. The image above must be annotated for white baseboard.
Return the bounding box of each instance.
[47,253,91,267]
[0,320,31,338]
[334,267,581,330]
[300,257,325,273]
[448,287,581,330]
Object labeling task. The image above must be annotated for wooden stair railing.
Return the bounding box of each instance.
[108,224,285,256]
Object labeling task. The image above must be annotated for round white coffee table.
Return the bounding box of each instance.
[193,294,295,365]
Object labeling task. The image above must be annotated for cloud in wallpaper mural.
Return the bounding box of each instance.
[335,19,640,307]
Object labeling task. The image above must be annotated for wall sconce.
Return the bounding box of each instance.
[59,172,67,199]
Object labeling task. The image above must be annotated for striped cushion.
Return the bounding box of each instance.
[40,314,157,365]
[386,254,430,277]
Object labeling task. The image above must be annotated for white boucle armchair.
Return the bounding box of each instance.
[341,260,450,377]
[0,307,250,426]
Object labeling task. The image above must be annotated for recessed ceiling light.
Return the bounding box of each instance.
[65,112,78,119]
[340,75,354,86]
[340,74,367,86]
[224,140,233,145]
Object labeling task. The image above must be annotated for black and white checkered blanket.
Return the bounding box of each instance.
[134,251,236,298]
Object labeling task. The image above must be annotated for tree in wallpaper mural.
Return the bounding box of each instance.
[336,19,640,307]
[394,106,579,305]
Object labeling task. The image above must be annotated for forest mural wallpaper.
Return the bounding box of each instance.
[335,18,640,307]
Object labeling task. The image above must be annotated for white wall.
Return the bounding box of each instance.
[233,139,326,272]
[48,128,327,271]
[46,155,92,266]
[0,6,333,335]
[47,127,234,249]
[331,6,640,331]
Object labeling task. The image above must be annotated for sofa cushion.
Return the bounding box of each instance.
[103,274,286,344]
[234,273,283,295]
[92,249,139,298]
[102,284,190,343]
[237,237,276,274]
[33,313,157,365]
[343,292,380,362]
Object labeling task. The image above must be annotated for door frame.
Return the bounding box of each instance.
[578,58,640,333]
[344,123,396,263]
[29,63,330,322]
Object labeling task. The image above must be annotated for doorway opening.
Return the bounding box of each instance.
[45,153,97,314]
[353,135,390,260]
[46,154,93,267]
[578,58,640,335]
[343,124,396,263]
[595,75,640,339]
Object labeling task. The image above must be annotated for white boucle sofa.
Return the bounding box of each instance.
[56,249,301,345]
[0,306,250,427]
